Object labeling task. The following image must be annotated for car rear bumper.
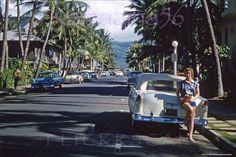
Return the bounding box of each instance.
[132,114,208,126]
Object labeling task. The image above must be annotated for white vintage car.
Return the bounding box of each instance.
[64,71,84,84]
[128,73,208,128]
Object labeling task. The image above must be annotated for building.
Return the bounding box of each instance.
[0,16,61,68]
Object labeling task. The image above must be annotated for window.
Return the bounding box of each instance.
[146,80,176,92]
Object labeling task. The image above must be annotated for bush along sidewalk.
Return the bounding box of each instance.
[0,59,35,89]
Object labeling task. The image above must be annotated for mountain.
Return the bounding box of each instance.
[111,41,132,69]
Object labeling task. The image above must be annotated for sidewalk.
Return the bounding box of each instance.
[198,99,236,156]
[0,86,28,97]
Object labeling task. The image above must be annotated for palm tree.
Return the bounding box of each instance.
[16,0,25,58]
[35,0,55,78]
[20,0,45,70]
[49,0,88,76]
[1,0,9,72]
[201,0,224,97]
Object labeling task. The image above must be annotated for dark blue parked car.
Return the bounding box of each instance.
[31,70,64,89]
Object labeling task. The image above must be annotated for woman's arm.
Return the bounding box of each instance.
[192,85,200,100]
[176,87,183,103]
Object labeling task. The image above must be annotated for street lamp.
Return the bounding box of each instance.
[172,41,178,75]
[132,53,137,71]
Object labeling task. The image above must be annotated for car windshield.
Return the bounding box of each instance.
[146,80,176,92]
[38,72,53,78]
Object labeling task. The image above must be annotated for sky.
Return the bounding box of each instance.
[4,0,140,42]
[83,0,140,42]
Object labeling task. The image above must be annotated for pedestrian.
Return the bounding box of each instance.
[13,66,21,89]
[176,67,200,142]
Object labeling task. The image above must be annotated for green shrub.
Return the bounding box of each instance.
[0,69,14,88]
[19,62,35,86]
[0,58,35,88]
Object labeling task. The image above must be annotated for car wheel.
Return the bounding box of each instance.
[78,79,81,84]
[131,118,139,130]
[59,84,63,88]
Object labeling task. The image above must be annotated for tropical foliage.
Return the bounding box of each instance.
[123,0,229,97]
[0,0,116,88]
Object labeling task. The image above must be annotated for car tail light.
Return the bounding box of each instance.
[203,100,208,106]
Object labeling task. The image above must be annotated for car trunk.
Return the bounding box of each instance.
[142,91,184,118]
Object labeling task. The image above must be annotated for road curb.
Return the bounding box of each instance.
[198,126,236,156]
[0,89,26,97]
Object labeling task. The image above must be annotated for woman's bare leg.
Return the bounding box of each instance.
[182,102,195,141]
[188,107,196,142]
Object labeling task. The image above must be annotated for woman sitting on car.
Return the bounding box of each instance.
[176,67,200,142]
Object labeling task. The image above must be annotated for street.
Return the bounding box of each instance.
[0,76,223,157]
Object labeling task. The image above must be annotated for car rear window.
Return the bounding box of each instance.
[38,72,53,78]
[146,80,176,92]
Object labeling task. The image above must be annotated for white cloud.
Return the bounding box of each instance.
[83,0,140,42]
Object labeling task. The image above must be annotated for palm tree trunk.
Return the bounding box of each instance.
[1,0,9,73]
[35,4,55,78]
[61,36,67,77]
[201,0,224,97]
[5,44,8,69]
[17,0,24,58]
[21,1,37,70]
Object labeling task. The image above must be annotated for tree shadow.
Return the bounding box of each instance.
[50,86,129,96]
[0,110,219,157]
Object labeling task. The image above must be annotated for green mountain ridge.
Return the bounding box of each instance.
[111,41,132,69]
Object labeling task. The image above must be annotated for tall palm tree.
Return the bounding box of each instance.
[35,0,55,78]
[1,0,9,72]
[20,0,45,70]
[201,0,224,97]
[51,0,88,76]
[16,0,25,58]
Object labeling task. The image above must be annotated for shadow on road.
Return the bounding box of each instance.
[0,109,190,157]
[26,77,129,96]
[53,86,129,96]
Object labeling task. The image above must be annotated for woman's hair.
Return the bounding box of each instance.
[184,67,194,77]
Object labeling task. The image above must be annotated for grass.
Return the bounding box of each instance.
[208,121,236,145]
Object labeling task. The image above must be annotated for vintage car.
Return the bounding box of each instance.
[31,70,64,89]
[80,71,92,82]
[128,73,208,128]
[90,71,98,80]
[64,71,83,84]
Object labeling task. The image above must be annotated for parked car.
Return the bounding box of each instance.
[101,71,109,77]
[127,71,142,88]
[31,70,64,89]
[90,71,98,80]
[128,73,208,128]
[115,71,123,77]
[64,71,83,84]
[80,71,92,82]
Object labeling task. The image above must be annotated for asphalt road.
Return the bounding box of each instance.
[0,76,224,157]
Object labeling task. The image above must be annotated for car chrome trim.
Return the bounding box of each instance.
[131,114,208,126]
